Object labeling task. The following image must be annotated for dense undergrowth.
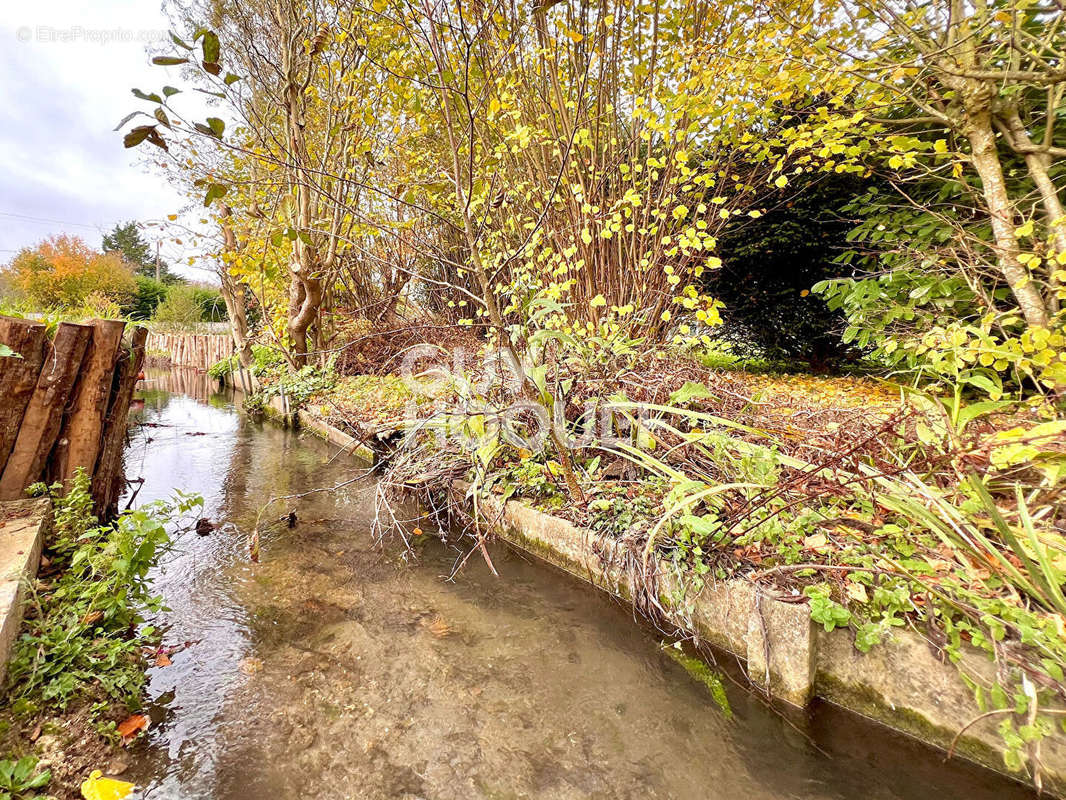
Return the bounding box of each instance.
[0,471,201,798]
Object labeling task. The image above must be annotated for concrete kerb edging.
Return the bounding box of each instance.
[282,397,1066,792]
[455,480,816,705]
[0,498,51,676]
[296,410,376,462]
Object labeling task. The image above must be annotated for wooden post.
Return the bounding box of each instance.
[0,316,48,475]
[93,326,148,516]
[50,319,125,490]
[0,323,92,500]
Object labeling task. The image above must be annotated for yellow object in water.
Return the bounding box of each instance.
[81,770,136,800]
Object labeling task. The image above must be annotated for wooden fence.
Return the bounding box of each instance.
[146,331,234,371]
[141,366,224,403]
[0,317,147,515]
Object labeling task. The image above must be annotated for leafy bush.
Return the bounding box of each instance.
[149,284,227,329]
[192,287,227,323]
[207,344,284,379]
[121,276,168,320]
[1,235,136,310]
[8,471,202,714]
[0,756,49,799]
[816,185,1066,397]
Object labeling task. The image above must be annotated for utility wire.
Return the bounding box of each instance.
[0,211,102,231]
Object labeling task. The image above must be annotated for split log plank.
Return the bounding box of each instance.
[0,317,48,475]
[92,326,148,516]
[50,319,126,490]
[0,323,91,500]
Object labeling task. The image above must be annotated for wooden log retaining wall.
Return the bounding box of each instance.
[146,331,234,371]
[0,316,147,516]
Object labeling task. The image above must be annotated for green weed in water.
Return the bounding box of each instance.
[663,644,733,720]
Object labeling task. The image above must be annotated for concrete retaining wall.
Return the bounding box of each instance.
[0,499,50,675]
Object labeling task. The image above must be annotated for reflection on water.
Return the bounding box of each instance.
[122,371,1036,800]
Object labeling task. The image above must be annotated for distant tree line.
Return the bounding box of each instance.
[0,222,227,326]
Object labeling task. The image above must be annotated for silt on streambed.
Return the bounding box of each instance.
[120,369,1037,800]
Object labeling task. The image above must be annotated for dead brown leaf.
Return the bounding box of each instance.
[117,713,149,743]
[426,615,452,638]
[80,610,103,626]
[239,657,263,675]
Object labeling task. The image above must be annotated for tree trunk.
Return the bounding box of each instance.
[50,319,126,492]
[0,322,91,500]
[218,204,255,367]
[1003,108,1064,314]
[287,268,322,364]
[965,115,1051,328]
[92,326,148,517]
[220,274,253,367]
[0,316,48,476]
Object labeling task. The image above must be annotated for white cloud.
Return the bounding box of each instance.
[0,1,211,277]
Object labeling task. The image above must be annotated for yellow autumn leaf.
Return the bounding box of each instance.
[81,771,135,800]
[846,582,869,604]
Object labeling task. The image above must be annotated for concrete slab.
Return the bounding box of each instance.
[0,498,50,674]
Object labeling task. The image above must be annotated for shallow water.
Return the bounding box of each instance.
[122,369,1035,800]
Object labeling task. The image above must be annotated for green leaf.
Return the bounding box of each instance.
[960,372,1001,398]
[203,183,229,206]
[131,88,163,103]
[956,400,1012,430]
[0,343,21,359]
[669,381,713,406]
[170,32,193,50]
[201,30,221,74]
[123,125,154,148]
[151,56,189,66]
[206,117,225,137]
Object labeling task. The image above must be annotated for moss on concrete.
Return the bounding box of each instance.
[663,646,733,719]
[814,669,1039,786]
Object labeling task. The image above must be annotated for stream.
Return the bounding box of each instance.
[119,369,1035,800]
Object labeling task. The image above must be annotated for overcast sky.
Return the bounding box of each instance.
[0,2,209,276]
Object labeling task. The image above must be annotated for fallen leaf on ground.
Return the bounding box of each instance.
[239,657,263,675]
[116,714,148,742]
[106,754,130,776]
[845,581,868,603]
[803,533,828,550]
[81,769,136,800]
[154,653,172,667]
